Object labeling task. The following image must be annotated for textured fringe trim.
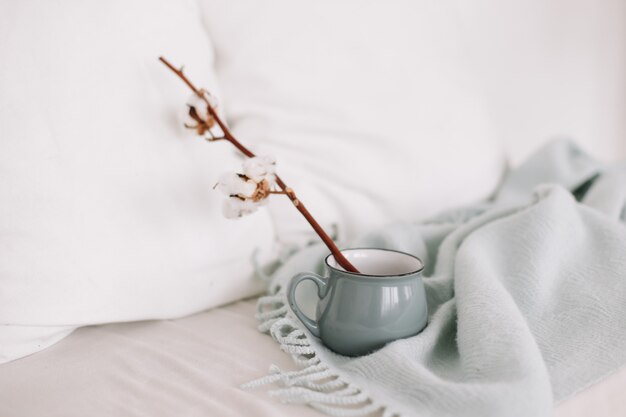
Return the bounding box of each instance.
[242,294,399,417]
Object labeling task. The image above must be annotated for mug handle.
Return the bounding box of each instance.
[286,272,329,337]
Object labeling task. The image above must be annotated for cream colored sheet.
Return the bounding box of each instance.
[0,298,624,417]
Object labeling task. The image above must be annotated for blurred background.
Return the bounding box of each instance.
[457,0,625,164]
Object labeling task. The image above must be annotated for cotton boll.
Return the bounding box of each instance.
[216,172,257,198]
[260,154,276,167]
[242,158,265,181]
[236,178,257,198]
[186,90,218,120]
[222,198,243,219]
[264,173,277,187]
[186,93,209,122]
[243,155,277,182]
[222,197,259,219]
[216,172,239,195]
[182,106,195,128]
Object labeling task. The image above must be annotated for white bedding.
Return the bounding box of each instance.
[1,297,624,417]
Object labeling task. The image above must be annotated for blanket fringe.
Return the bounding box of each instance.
[243,293,397,417]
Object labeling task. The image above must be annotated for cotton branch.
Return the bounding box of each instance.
[158,56,359,273]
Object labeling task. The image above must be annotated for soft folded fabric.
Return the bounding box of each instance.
[0,0,276,364]
[250,140,626,417]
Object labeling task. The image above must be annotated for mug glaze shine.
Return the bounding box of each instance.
[287,248,428,356]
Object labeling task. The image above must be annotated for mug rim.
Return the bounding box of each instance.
[324,247,425,278]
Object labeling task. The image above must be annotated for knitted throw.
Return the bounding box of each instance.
[245,140,626,417]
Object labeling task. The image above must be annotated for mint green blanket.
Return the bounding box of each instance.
[246,140,626,417]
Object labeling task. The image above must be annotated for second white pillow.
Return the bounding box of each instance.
[200,0,506,244]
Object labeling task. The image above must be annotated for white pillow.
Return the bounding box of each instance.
[0,0,275,363]
[199,0,506,245]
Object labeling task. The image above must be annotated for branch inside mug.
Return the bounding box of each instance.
[158,56,360,274]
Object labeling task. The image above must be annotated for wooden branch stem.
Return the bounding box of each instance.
[159,56,359,273]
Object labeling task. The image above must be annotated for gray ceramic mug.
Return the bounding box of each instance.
[287,248,427,356]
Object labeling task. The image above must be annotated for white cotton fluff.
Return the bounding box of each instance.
[216,172,257,198]
[243,155,276,183]
[222,197,259,219]
[185,90,218,122]
[217,155,277,220]
[186,93,209,122]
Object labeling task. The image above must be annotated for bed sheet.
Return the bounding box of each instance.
[0,298,624,417]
